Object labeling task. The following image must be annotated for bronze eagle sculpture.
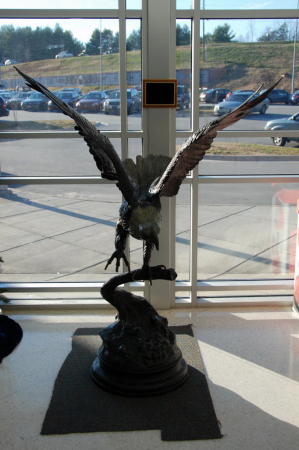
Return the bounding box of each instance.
[14,67,280,280]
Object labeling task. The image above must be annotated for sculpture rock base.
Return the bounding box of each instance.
[91,347,188,397]
[90,267,189,396]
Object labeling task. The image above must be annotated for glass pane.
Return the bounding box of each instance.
[0,187,122,284]
[0,137,121,177]
[126,19,142,131]
[200,0,298,9]
[126,0,142,9]
[202,138,299,175]
[0,18,121,131]
[0,136,124,283]
[176,19,191,131]
[197,182,297,280]
[2,0,119,9]
[200,18,299,120]
[176,133,299,174]
[177,0,193,8]
[176,183,190,281]
[128,137,142,159]
[196,18,299,160]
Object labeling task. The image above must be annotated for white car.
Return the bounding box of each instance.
[4,59,18,65]
[55,51,73,59]
[214,92,270,116]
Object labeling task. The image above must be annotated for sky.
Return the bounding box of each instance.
[0,1,299,45]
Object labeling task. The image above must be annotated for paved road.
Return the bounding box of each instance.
[1,103,298,202]
[2,102,299,132]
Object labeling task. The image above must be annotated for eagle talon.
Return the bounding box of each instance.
[131,270,139,282]
[141,264,153,285]
[105,249,130,273]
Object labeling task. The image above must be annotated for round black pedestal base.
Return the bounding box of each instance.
[90,352,189,397]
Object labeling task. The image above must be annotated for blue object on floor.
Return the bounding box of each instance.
[0,315,23,362]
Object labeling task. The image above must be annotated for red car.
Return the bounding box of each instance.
[75,91,108,113]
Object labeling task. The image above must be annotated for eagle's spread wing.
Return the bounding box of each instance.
[149,79,282,198]
[14,67,137,204]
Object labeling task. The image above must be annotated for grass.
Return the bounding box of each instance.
[0,120,74,131]
[1,41,297,92]
[209,141,299,156]
[0,119,85,130]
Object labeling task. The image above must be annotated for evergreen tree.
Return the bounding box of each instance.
[176,24,191,46]
[210,23,236,42]
[126,29,141,51]
[86,28,115,55]
[86,29,101,55]
[0,23,82,63]
[111,31,119,53]
[276,23,289,40]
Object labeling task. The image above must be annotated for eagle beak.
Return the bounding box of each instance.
[151,232,159,251]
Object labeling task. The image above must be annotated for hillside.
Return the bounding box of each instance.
[1,41,298,91]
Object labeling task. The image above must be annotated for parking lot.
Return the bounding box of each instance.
[2,101,299,143]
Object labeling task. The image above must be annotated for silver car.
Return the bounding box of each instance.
[265,112,299,146]
[214,92,270,116]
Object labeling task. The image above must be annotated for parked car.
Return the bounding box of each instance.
[0,92,12,101]
[59,87,82,96]
[4,59,18,65]
[16,85,31,92]
[225,89,254,99]
[261,88,290,104]
[289,90,299,105]
[0,96,9,116]
[199,88,232,103]
[214,91,270,116]
[199,88,208,99]
[177,85,189,110]
[264,112,299,146]
[21,92,49,111]
[103,89,115,97]
[78,50,89,57]
[48,91,82,112]
[103,89,140,115]
[75,91,108,113]
[55,51,73,58]
[6,92,32,110]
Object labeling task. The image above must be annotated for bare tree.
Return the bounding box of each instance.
[247,20,256,42]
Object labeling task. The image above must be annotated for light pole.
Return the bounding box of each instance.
[292,0,299,94]
[202,0,205,62]
[100,19,103,92]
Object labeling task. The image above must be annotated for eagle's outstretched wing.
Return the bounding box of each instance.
[149,79,282,198]
[14,67,137,204]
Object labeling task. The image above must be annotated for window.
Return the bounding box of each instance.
[0,1,298,307]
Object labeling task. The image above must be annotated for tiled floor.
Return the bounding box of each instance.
[0,306,298,450]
